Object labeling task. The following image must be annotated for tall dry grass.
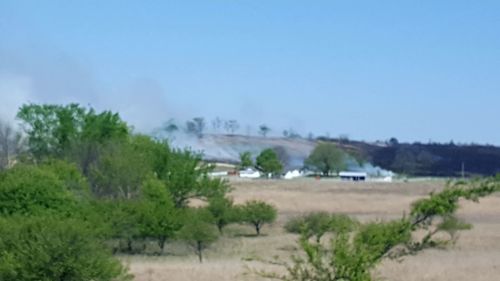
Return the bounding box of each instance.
[127,178,500,281]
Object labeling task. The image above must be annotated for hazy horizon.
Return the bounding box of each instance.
[1,1,499,144]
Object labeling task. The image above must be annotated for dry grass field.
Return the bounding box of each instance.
[125,178,500,281]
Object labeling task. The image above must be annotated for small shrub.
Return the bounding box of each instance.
[207,195,238,234]
[239,200,277,235]
[177,208,219,262]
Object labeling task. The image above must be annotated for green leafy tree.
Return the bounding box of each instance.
[89,135,156,199]
[177,208,219,262]
[16,103,129,175]
[161,149,230,208]
[100,200,141,253]
[305,143,347,176]
[207,195,237,234]
[16,103,86,160]
[240,200,277,235]
[137,177,180,253]
[0,216,130,281]
[72,109,129,175]
[239,151,253,169]
[256,148,283,177]
[263,178,500,281]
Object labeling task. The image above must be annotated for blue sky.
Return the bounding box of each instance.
[0,1,499,144]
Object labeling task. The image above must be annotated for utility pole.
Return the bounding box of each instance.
[461,162,465,179]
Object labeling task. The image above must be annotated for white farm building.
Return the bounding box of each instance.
[339,171,367,181]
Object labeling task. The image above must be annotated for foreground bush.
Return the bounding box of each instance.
[262,179,500,281]
[0,164,78,216]
[0,216,131,281]
[285,212,357,243]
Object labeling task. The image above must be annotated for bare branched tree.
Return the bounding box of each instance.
[0,120,26,170]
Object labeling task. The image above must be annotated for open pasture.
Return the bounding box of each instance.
[128,178,500,281]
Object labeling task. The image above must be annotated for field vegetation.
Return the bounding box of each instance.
[0,103,499,280]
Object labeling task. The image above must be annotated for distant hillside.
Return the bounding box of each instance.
[172,134,500,177]
[318,137,500,177]
[171,134,316,170]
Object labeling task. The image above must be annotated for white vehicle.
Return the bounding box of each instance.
[239,168,261,179]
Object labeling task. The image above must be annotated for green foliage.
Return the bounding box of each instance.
[353,218,411,265]
[79,109,129,144]
[239,151,253,169]
[437,215,471,238]
[207,195,238,233]
[0,165,77,216]
[161,149,230,208]
[239,200,277,235]
[17,103,227,204]
[38,159,91,199]
[16,103,128,164]
[197,175,232,199]
[164,149,207,208]
[266,178,500,281]
[305,143,346,176]
[177,208,219,262]
[256,148,283,176]
[16,103,86,159]
[10,103,242,269]
[0,216,130,281]
[330,213,359,233]
[97,200,141,253]
[137,177,181,252]
[89,135,157,199]
[285,212,358,243]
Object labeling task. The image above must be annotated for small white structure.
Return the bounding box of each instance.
[284,169,303,180]
[239,168,261,179]
[339,171,367,181]
[209,171,229,177]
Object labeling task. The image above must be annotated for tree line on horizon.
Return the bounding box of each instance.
[154,116,314,140]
